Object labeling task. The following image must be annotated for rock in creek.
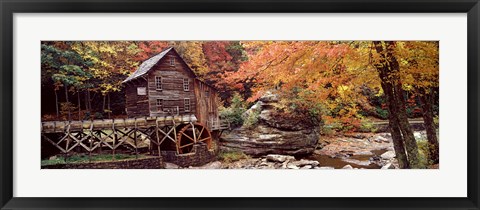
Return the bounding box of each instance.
[286,163,300,169]
[189,161,222,169]
[290,159,320,167]
[373,135,390,143]
[220,154,321,169]
[266,154,295,162]
[381,163,396,169]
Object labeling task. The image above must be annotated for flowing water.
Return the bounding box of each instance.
[308,149,388,169]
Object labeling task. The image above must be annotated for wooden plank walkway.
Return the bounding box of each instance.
[41,114,229,133]
[41,114,229,160]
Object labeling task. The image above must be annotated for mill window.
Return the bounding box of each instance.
[183,78,189,91]
[184,98,190,112]
[137,87,146,95]
[156,99,163,111]
[170,57,175,66]
[155,76,162,90]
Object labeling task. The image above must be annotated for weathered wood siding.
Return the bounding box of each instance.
[124,48,221,123]
[125,79,149,118]
[194,79,220,125]
[147,50,197,117]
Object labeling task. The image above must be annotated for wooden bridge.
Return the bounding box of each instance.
[41,114,229,161]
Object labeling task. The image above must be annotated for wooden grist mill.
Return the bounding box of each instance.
[41,47,229,166]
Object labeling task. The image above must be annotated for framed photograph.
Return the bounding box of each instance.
[1,0,479,209]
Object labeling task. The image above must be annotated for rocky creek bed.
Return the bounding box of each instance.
[219,91,320,156]
[164,131,430,169]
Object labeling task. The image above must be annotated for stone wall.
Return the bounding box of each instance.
[161,144,217,167]
[42,144,217,169]
[42,156,164,169]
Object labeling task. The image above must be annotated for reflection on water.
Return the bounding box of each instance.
[308,149,388,169]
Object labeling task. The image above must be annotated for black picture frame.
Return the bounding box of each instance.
[1,0,479,209]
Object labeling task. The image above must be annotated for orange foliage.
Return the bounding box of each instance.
[224,41,438,125]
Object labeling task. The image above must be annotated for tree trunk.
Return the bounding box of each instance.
[87,90,92,115]
[381,81,409,168]
[84,91,89,112]
[388,51,419,168]
[64,84,71,121]
[419,87,439,164]
[107,93,111,119]
[373,41,419,168]
[54,88,59,119]
[102,94,106,115]
[77,91,81,120]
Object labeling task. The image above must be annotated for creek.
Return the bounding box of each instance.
[307,149,388,169]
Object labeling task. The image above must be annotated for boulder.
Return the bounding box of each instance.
[291,159,320,167]
[342,165,354,169]
[259,91,279,103]
[373,136,389,143]
[301,165,313,169]
[266,154,295,163]
[286,163,300,169]
[381,163,396,169]
[220,91,320,156]
[190,161,222,169]
[380,151,396,160]
[342,158,372,166]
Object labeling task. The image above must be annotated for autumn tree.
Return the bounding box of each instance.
[136,41,170,61]
[395,41,439,164]
[370,41,420,168]
[203,41,249,102]
[224,41,373,124]
[71,41,140,118]
[41,42,90,120]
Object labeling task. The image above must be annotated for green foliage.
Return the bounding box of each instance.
[42,43,93,96]
[358,118,378,133]
[321,121,343,135]
[376,107,389,119]
[218,150,249,163]
[226,41,248,62]
[41,153,143,166]
[320,124,336,136]
[219,93,246,127]
[242,106,261,128]
[413,133,436,169]
[94,112,104,119]
[306,103,324,125]
[434,115,439,126]
[416,139,433,169]
[282,88,324,125]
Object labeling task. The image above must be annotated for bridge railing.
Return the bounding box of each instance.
[207,119,230,131]
[41,114,197,133]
